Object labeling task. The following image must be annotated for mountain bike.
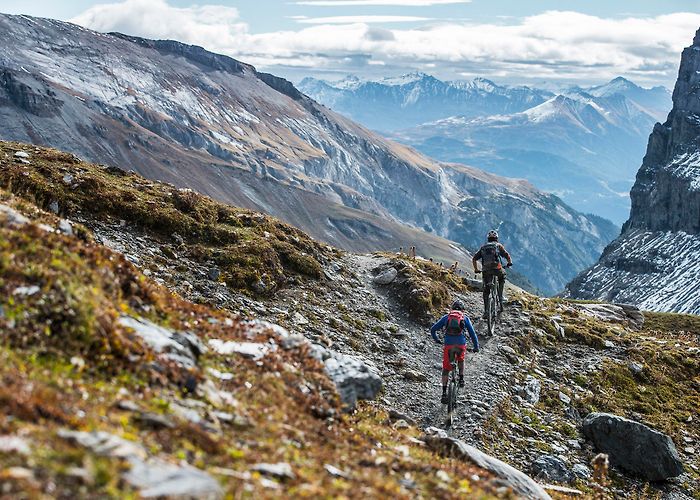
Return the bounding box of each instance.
[476,266,509,336]
[444,346,461,429]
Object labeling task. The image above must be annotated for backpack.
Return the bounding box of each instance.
[445,310,465,336]
[481,242,502,270]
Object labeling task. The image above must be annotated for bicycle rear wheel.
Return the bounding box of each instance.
[487,281,496,335]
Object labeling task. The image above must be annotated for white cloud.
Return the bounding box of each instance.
[295,15,432,24]
[294,0,470,5]
[71,2,700,86]
[71,0,247,47]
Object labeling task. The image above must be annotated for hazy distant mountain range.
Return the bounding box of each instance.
[299,74,672,224]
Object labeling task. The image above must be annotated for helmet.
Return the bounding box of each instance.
[487,230,499,241]
[451,300,465,311]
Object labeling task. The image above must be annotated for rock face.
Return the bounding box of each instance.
[582,413,684,481]
[566,28,700,314]
[423,427,551,499]
[0,13,617,295]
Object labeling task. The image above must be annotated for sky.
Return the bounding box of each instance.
[2,0,700,87]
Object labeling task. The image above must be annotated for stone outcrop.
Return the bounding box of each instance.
[423,427,551,499]
[566,28,700,314]
[582,413,684,481]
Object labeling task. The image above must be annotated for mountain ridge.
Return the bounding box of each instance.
[0,12,616,294]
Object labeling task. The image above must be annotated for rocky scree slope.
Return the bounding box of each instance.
[2,142,699,498]
[0,13,614,295]
[565,28,700,314]
[0,148,525,498]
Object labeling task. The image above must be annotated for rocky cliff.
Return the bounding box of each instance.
[0,13,616,295]
[565,28,700,314]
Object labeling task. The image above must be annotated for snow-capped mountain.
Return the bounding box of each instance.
[298,73,551,132]
[0,13,618,294]
[301,74,671,224]
[565,29,700,314]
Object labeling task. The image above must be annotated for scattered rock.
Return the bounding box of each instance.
[250,462,295,480]
[324,464,350,479]
[13,285,40,297]
[571,463,590,479]
[523,376,541,405]
[373,267,398,285]
[558,392,571,405]
[0,204,29,226]
[313,345,382,410]
[118,315,205,368]
[0,435,31,455]
[582,413,684,481]
[58,430,146,459]
[207,267,221,281]
[422,427,551,499]
[13,151,29,158]
[628,361,643,375]
[125,458,223,499]
[58,219,73,235]
[292,312,309,326]
[208,340,271,361]
[388,409,417,425]
[49,200,59,214]
[550,319,565,338]
[133,412,175,430]
[403,368,428,382]
[532,455,574,483]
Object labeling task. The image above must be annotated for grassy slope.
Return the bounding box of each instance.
[511,294,700,496]
[0,144,501,498]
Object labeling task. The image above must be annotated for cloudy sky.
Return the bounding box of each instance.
[3,0,700,87]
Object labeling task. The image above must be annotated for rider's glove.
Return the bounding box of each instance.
[473,347,480,353]
[506,262,513,268]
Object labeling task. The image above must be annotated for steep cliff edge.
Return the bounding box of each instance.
[565,28,700,314]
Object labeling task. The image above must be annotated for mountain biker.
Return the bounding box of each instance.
[430,300,479,404]
[472,230,512,319]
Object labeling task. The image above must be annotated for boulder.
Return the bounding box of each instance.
[373,267,398,285]
[582,413,684,481]
[532,455,574,483]
[312,345,382,410]
[118,315,205,368]
[422,427,551,499]
[125,458,223,499]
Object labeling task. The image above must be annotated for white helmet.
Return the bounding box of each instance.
[487,230,499,241]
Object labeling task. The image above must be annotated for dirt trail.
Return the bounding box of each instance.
[345,254,525,444]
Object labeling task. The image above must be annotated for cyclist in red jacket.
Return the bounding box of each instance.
[430,300,479,404]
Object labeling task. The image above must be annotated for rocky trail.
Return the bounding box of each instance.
[78,217,700,498]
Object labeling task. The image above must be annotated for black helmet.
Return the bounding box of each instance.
[451,300,465,311]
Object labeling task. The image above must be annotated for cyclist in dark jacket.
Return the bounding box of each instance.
[472,230,512,318]
[430,300,479,404]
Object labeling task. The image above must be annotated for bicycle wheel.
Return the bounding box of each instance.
[446,377,457,428]
[487,281,496,336]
